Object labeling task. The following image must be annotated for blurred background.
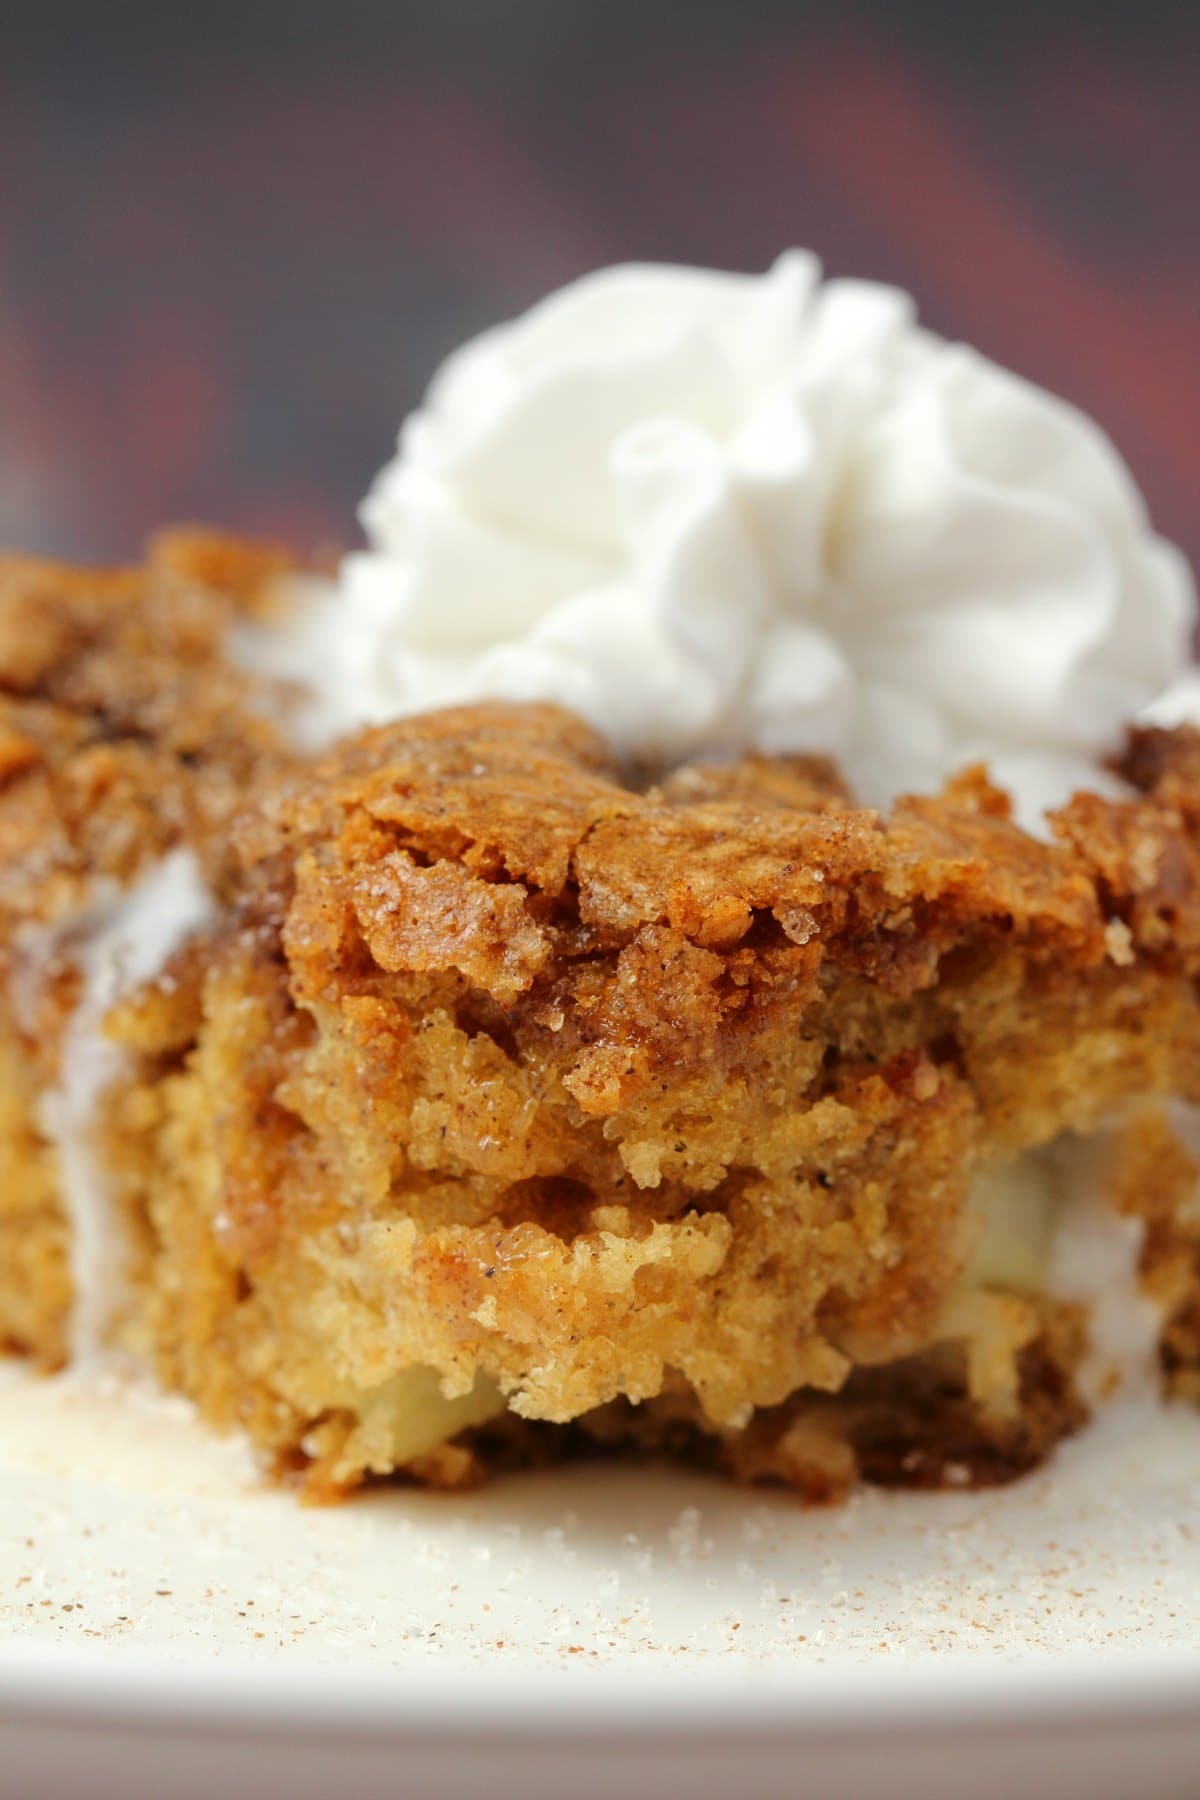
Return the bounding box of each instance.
[1,0,1196,567]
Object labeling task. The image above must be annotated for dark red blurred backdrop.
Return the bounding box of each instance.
[1,0,1196,568]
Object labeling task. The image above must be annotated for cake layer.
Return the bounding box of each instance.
[0,1011,70,1364]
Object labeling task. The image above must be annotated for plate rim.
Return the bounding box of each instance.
[1,1642,1197,1742]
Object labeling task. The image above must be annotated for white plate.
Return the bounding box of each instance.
[2,1361,1199,1800]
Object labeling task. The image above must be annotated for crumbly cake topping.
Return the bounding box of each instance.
[244,702,1200,1008]
[0,530,292,939]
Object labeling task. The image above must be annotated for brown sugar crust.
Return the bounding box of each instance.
[103,701,1200,1494]
[0,528,293,931]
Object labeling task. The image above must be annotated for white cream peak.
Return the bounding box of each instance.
[262,251,1194,821]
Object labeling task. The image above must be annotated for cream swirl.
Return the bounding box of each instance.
[270,252,1194,819]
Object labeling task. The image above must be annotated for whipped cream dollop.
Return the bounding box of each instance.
[263,252,1195,817]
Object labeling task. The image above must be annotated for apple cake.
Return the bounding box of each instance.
[2,529,1199,1500]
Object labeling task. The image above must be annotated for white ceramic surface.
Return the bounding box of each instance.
[2,1361,1199,1799]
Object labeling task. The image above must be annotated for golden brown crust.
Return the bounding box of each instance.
[0,530,294,938]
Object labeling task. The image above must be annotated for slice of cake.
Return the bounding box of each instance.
[0,530,294,1365]
[2,254,1199,1501]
